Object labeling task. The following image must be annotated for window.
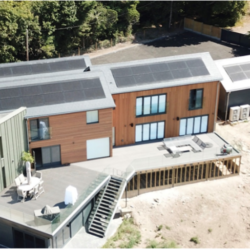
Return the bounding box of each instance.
[0,137,3,158]
[30,118,50,141]
[189,89,203,110]
[136,94,166,117]
[135,121,165,142]
[179,115,208,136]
[86,110,98,124]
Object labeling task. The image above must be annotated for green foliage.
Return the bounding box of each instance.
[165,225,171,230]
[102,218,141,248]
[156,225,163,231]
[208,228,212,233]
[0,1,247,62]
[146,239,178,248]
[21,151,34,163]
[190,236,199,244]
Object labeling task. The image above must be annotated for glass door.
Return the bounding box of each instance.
[135,121,165,142]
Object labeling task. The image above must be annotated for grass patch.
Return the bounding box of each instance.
[165,225,171,230]
[156,225,163,231]
[102,218,141,248]
[190,236,199,244]
[146,240,178,248]
[208,228,212,233]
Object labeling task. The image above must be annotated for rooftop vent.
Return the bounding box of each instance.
[84,66,90,72]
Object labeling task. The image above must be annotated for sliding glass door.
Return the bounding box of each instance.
[179,115,208,136]
[135,121,165,142]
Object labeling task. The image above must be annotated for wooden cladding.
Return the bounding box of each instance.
[28,109,113,164]
[112,81,219,146]
[126,156,241,198]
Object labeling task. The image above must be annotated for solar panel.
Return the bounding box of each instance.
[229,72,247,82]
[223,63,250,83]
[152,72,173,82]
[0,77,105,111]
[12,65,33,76]
[167,61,187,70]
[115,76,136,88]
[149,63,169,73]
[171,69,191,79]
[0,57,87,78]
[134,73,155,84]
[111,57,210,88]
[0,67,12,77]
[131,65,150,75]
[111,67,133,77]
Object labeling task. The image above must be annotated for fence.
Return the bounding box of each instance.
[184,18,221,40]
[184,17,250,48]
[221,29,250,47]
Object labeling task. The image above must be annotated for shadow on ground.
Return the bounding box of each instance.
[92,31,250,65]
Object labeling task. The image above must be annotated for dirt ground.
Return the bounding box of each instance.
[119,121,250,248]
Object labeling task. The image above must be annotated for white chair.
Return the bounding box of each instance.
[17,189,27,202]
[15,178,21,187]
[29,184,39,200]
[19,174,27,184]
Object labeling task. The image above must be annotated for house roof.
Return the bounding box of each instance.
[0,71,115,118]
[91,52,222,94]
[0,55,91,80]
[216,55,250,92]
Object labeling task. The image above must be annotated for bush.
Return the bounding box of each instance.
[190,236,199,244]
[146,240,177,248]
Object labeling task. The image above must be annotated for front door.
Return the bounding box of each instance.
[179,115,208,136]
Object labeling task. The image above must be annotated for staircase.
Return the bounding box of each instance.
[88,176,124,238]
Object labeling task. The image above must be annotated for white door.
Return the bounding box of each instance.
[87,137,110,160]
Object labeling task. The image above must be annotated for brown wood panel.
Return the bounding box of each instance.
[28,108,113,164]
[112,81,219,146]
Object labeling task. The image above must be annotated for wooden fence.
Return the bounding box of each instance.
[184,18,221,40]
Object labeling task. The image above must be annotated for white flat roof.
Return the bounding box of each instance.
[216,55,250,92]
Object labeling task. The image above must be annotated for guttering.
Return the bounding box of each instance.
[225,92,231,121]
[214,81,220,131]
[25,118,29,151]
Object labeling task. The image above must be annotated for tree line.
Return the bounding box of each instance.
[0,1,247,63]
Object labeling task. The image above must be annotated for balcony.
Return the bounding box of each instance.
[30,127,51,142]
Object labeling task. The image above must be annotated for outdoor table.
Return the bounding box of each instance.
[17,177,40,192]
[64,186,78,205]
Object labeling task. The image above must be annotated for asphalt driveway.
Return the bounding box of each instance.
[91,31,250,65]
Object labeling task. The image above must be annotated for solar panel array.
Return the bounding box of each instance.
[224,63,250,82]
[0,78,105,111]
[0,58,86,78]
[111,58,210,88]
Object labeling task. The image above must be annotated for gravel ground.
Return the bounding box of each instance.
[119,121,250,248]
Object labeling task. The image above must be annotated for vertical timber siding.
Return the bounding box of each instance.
[0,108,27,192]
[28,108,113,164]
[112,81,219,146]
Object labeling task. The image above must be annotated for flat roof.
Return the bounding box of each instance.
[0,165,109,236]
[91,52,222,94]
[216,55,250,92]
[0,55,91,80]
[0,71,115,118]
[72,132,241,174]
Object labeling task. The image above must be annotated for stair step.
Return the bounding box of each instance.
[93,217,109,225]
[109,180,121,186]
[97,209,110,215]
[89,228,104,238]
[91,223,106,231]
[106,188,119,194]
[92,221,108,230]
[111,177,123,182]
[97,197,115,204]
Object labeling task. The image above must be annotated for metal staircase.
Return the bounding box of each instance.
[88,176,124,238]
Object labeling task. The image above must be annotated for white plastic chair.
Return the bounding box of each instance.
[17,189,27,202]
[15,178,21,187]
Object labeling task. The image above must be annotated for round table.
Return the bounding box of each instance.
[18,177,40,192]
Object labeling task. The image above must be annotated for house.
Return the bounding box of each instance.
[216,55,250,120]
[0,52,242,248]
[91,52,222,146]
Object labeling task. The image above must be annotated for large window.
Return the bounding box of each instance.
[135,121,165,142]
[86,110,99,124]
[30,118,50,141]
[136,94,166,117]
[189,89,203,110]
[179,115,208,136]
